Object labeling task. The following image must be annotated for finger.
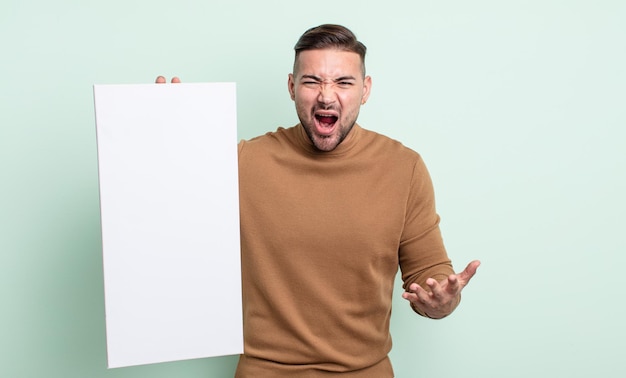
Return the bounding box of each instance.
[444,274,461,294]
[403,283,420,299]
[409,283,433,305]
[171,76,181,83]
[403,283,424,301]
[415,287,433,305]
[155,76,167,84]
[402,290,424,305]
[426,278,445,299]
[457,260,481,284]
[402,291,417,302]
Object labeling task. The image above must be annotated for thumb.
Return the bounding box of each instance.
[458,260,481,283]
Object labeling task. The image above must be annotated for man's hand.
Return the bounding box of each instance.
[402,260,480,319]
[155,76,181,83]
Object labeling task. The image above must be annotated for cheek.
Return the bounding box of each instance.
[295,92,315,108]
[339,94,362,112]
[294,98,312,118]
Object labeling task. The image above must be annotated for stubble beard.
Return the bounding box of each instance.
[298,106,359,152]
[302,121,355,152]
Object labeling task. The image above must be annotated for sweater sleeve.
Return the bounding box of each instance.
[398,156,458,317]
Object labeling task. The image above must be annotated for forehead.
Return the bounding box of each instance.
[294,49,363,77]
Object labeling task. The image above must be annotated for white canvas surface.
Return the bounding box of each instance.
[93,83,243,368]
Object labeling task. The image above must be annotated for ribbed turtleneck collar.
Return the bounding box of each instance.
[294,123,362,157]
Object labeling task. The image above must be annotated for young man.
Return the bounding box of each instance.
[158,24,479,377]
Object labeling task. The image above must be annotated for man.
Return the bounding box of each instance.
[158,24,479,377]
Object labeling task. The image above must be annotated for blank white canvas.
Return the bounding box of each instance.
[93,83,243,368]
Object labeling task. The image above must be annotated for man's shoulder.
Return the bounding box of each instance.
[359,126,421,160]
[238,125,297,154]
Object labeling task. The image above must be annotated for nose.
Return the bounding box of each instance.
[317,82,336,105]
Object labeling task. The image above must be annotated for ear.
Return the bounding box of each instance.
[288,73,296,101]
[361,75,372,105]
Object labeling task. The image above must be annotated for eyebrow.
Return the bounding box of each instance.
[300,75,357,82]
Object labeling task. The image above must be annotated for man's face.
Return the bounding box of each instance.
[288,49,371,152]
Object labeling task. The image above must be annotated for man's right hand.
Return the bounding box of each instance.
[155,76,181,84]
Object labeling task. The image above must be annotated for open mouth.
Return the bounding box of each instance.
[314,114,338,136]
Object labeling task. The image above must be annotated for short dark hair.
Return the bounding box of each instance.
[293,24,367,76]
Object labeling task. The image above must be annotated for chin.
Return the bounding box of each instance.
[312,135,342,152]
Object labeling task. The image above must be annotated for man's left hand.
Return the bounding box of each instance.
[402,260,480,319]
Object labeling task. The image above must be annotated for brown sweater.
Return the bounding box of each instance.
[235,124,455,377]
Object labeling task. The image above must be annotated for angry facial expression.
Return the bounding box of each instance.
[289,49,372,152]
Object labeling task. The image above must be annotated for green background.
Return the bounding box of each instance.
[2,1,625,377]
